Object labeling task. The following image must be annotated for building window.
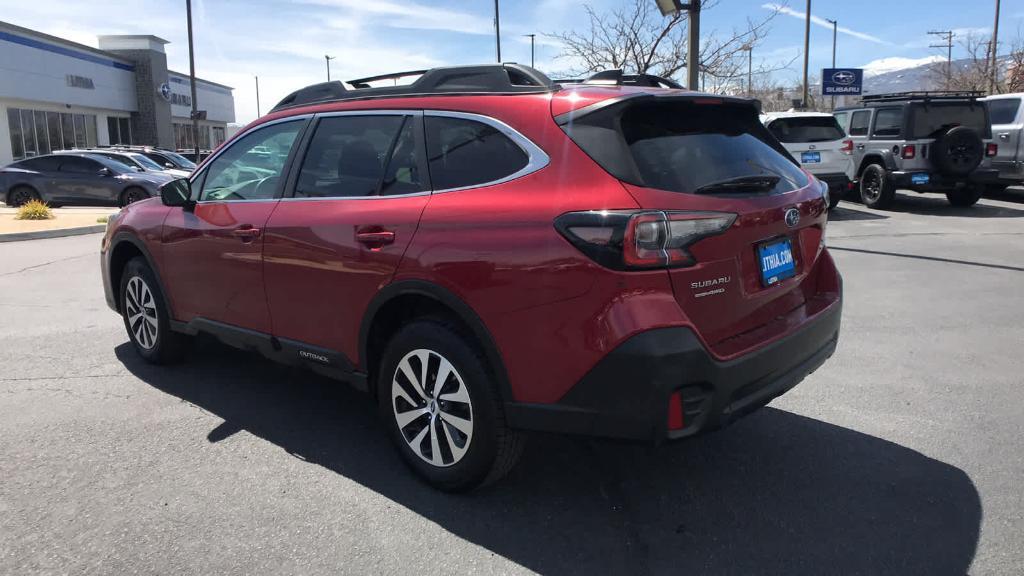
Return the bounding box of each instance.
[212,126,226,147]
[6,107,98,160]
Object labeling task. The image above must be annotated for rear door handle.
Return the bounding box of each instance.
[231,226,261,242]
[355,228,395,248]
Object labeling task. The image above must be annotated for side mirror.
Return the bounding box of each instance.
[98,167,112,177]
[160,178,195,211]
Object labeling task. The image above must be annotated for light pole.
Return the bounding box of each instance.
[654,0,700,90]
[826,18,837,109]
[494,0,501,63]
[186,0,200,162]
[255,75,261,117]
[991,0,1001,93]
[801,0,811,109]
[325,54,336,82]
[525,34,535,68]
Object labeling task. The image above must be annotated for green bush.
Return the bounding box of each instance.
[15,199,54,220]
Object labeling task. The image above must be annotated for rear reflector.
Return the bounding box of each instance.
[668,391,685,430]
[986,143,998,157]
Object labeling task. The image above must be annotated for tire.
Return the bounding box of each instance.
[946,186,983,207]
[828,188,842,210]
[119,257,187,364]
[7,185,40,207]
[120,187,149,207]
[859,164,896,209]
[377,319,524,491]
[932,126,983,177]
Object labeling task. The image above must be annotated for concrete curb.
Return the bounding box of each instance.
[0,225,106,243]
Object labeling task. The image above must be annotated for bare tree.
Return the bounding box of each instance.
[928,31,1024,94]
[546,0,790,91]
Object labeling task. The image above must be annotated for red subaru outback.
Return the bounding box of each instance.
[101,64,842,491]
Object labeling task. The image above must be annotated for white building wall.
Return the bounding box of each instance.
[168,72,235,123]
[0,31,136,112]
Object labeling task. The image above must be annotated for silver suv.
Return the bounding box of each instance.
[834,91,999,209]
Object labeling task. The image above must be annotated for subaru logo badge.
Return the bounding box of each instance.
[784,208,800,228]
[832,70,856,85]
[158,82,172,101]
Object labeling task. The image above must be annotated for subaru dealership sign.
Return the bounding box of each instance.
[822,68,863,96]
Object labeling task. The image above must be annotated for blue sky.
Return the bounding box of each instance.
[2,0,1021,124]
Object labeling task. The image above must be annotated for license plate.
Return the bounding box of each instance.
[911,173,930,185]
[801,151,821,164]
[758,239,796,286]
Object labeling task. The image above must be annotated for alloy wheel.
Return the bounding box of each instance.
[11,188,35,206]
[391,349,474,468]
[863,171,880,201]
[125,276,158,349]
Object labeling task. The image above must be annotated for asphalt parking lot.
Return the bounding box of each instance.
[1,190,1022,575]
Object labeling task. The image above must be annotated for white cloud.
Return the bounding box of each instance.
[297,0,494,36]
[860,55,945,77]
[762,3,891,45]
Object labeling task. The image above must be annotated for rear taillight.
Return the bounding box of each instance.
[986,143,998,157]
[555,210,737,270]
[840,140,854,155]
[901,144,916,159]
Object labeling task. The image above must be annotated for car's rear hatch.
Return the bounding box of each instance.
[556,91,829,357]
[767,115,850,175]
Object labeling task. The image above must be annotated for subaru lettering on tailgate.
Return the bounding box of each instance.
[759,239,796,286]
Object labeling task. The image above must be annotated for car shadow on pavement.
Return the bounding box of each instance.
[116,342,981,576]
[884,192,1024,218]
[827,205,888,221]
[984,187,1024,204]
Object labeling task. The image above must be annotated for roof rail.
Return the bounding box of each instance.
[270,63,558,113]
[861,90,986,103]
[554,69,683,89]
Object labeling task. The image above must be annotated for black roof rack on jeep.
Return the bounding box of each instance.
[270,63,558,113]
[861,90,986,103]
[554,69,684,89]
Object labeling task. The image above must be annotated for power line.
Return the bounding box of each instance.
[928,30,954,88]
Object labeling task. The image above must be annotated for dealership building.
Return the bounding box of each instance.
[0,20,235,167]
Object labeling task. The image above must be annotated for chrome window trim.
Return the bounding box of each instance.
[191,114,313,204]
[193,109,550,204]
[424,110,550,194]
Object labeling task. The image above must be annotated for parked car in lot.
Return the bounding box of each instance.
[833,91,999,209]
[109,146,197,173]
[55,149,192,178]
[101,64,842,490]
[762,112,854,209]
[1,152,172,207]
[981,93,1024,192]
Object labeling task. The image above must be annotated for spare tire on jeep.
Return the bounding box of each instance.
[932,126,983,177]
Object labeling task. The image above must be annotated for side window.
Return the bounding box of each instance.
[988,98,1020,124]
[58,156,102,174]
[19,156,60,172]
[872,108,903,138]
[200,120,303,201]
[848,110,871,136]
[425,116,528,190]
[294,115,422,198]
[833,112,849,132]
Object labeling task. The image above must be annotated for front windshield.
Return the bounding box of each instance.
[165,151,197,169]
[129,153,165,171]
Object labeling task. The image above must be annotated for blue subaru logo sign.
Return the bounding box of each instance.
[158,82,172,101]
[822,68,863,95]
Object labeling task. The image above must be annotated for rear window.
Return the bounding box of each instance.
[909,103,989,138]
[564,100,808,195]
[988,98,1020,124]
[767,116,846,142]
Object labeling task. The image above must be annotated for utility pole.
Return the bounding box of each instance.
[991,0,1001,93]
[255,75,261,117]
[494,0,501,63]
[929,30,954,89]
[801,0,811,109]
[742,45,753,96]
[826,18,837,109]
[525,34,535,68]
[186,0,200,162]
[325,55,336,81]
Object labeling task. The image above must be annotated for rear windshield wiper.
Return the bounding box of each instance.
[692,174,780,195]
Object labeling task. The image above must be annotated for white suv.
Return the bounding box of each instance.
[762,112,854,209]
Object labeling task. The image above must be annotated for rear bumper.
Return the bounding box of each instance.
[505,292,842,442]
[889,168,1000,190]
